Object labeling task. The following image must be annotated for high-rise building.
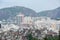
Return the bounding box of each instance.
[15,13,24,26]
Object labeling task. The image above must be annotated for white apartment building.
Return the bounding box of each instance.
[34,17,60,33]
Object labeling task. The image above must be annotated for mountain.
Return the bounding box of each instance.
[0,6,60,21]
[38,7,60,19]
[0,6,37,21]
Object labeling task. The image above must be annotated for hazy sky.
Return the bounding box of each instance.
[0,0,60,12]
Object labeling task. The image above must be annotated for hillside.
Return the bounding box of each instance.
[0,6,37,20]
[38,7,60,19]
[0,6,60,21]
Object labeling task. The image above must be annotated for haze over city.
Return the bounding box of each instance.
[0,0,60,40]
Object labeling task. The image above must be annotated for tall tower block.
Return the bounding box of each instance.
[16,13,24,26]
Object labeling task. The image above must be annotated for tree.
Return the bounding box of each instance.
[44,35,59,40]
[43,36,48,40]
[27,33,39,40]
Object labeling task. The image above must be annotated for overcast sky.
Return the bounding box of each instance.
[0,0,60,12]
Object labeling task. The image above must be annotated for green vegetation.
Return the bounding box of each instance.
[27,33,59,40]
[44,35,59,40]
[27,33,39,40]
[59,31,60,39]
